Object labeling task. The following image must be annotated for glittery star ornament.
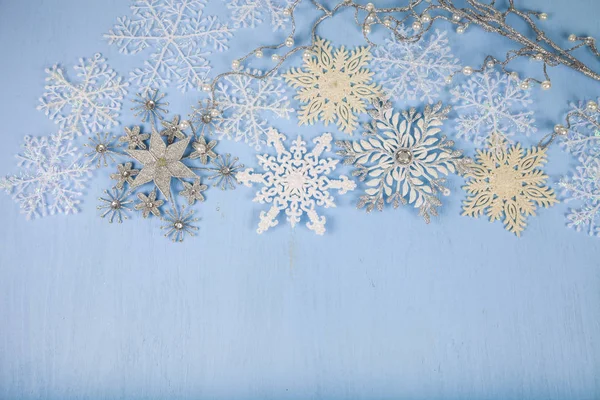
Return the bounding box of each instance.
[127,130,196,201]
[462,135,558,236]
[283,36,381,134]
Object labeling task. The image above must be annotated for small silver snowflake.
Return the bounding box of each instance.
[98,189,133,223]
[119,126,150,150]
[110,162,139,189]
[135,189,164,218]
[160,115,188,144]
[189,136,218,164]
[84,132,121,168]
[131,89,169,126]
[179,179,208,205]
[189,99,219,137]
[202,154,244,190]
[160,205,199,242]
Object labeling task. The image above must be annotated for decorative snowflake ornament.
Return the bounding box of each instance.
[131,89,169,126]
[238,128,356,235]
[559,156,600,236]
[0,133,92,219]
[106,0,233,92]
[337,99,469,223]
[372,29,460,103]
[462,135,558,236]
[450,70,535,148]
[283,36,382,134]
[161,205,200,242]
[37,54,128,138]
[215,68,293,149]
[227,0,293,30]
[98,189,133,223]
[559,98,600,159]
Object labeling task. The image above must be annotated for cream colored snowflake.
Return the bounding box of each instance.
[283,36,381,134]
[462,135,558,236]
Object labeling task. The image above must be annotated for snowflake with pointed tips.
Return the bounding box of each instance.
[227,0,293,31]
[372,29,460,103]
[450,70,535,147]
[106,0,233,92]
[0,133,92,219]
[337,99,469,223]
[37,54,128,139]
[559,156,600,237]
[237,128,356,235]
[559,97,600,158]
[214,68,293,149]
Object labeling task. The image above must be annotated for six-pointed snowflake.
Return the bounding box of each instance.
[106,0,233,92]
[0,133,92,219]
[283,36,382,134]
[226,0,293,30]
[559,98,600,159]
[215,68,293,149]
[337,99,469,223]
[450,70,535,147]
[37,54,128,138]
[462,135,558,236]
[372,29,460,103]
[559,156,600,237]
[237,128,356,235]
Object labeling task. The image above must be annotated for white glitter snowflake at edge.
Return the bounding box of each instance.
[372,29,460,103]
[214,68,293,150]
[450,70,536,148]
[227,0,294,31]
[560,97,600,159]
[37,53,128,139]
[237,128,356,235]
[106,0,233,92]
[0,133,92,219]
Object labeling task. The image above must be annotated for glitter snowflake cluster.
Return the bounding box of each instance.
[226,0,293,30]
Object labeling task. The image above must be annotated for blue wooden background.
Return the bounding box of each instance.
[0,0,599,398]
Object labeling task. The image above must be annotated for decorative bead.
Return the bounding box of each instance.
[383,18,392,27]
[541,80,552,90]
[179,120,190,130]
[395,149,413,165]
[445,76,453,84]
[520,81,530,90]
[510,71,519,80]
[231,59,240,70]
[282,8,291,17]
[365,2,374,12]
[285,37,294,47]
[586,100,598,112]
[174,221,184,230]
[442,188,451,196]
[255,50,263,58]
[457,25,465,34]
[534,53,544,61]
[421,13,431,23]
[462,66,473,76]
[366,14,375,23]
[486,60,495,68]
[554,124,568,136]
[202,83,211,92]
[412,21,422,31]
[363,25,371,34]
[539,12,548,20]
[271,54,280,62]
[452,13,461,21]
[201,114,212,124]
[568,34,577,42]
[585,37,595,45]
[303,51,313,60]
[210,108,220,117]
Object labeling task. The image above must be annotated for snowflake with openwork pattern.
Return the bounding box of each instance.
[559,97,600,159]
[372,29,460,103]
[559,156,600,237]
[106,0,233,92]
[462,135,557,236]
[0,133,92,219]
[37,54,128,139]
[337,99,469,223]
[215,68,293,149]
[283,36,381,134]
[450,70,535,148]
[237,128,356,235]
[227,0,293,31]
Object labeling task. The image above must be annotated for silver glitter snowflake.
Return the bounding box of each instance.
[131,89,169,126]
[0,133,92,219]
[227,0,293,31]
[119,126,150,150]
[106,0,234,92]
[215,68,293,150]
[559,156,600,236]
[160,115,188,144]
[238,128,356,235]
[450,70,535,148]
[179,179,208,205]
[135,189,164,218]
[560,97,600,159]
[84,132,121,168]
[110,162,139,189]
[189,99,219,137]
[98,189,133,223]
[189,136,218,165]
[201,154,244,190]
[37,53,128,139]
[160,205,199,242]
[372,29,460,103]
[336,99,469,223]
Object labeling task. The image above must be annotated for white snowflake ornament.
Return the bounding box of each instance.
[106,0,233,92]
[37,54,128,139]
[237,128,356,235]
[450,70,535,148]
[227,0,293,31]
[560,97,600,159]
[372,29,460,103]
[0,133,92,219]
[214,68,293,149]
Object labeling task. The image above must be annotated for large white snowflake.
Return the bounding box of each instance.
[214,68,293,149]
[37,54,128,139]
[372,29,460,103]
[226,0,293,31]
[106,0,233,92]
[450,70,535,147]
[560,97,600,158]
[0,133,92,219]
[559,156,600,237]
[237,128,356,235]
[336,99,469,223]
